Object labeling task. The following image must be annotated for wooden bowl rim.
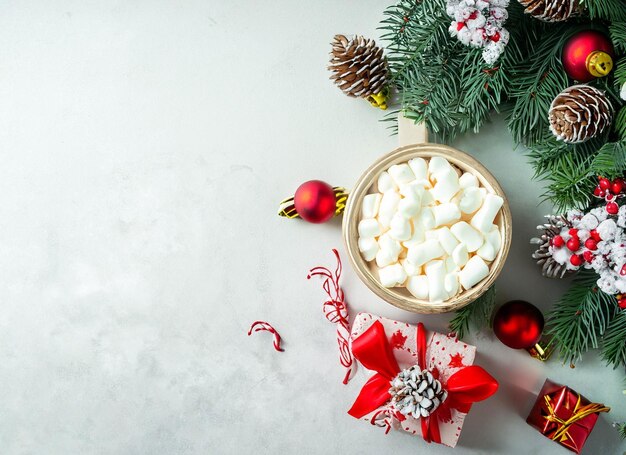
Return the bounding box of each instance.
[342,143,512,314]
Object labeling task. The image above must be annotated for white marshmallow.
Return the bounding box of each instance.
[407,275,429,299]
[358,237,379,262]
[425,260,447,302]
[452,243,469,267]
[459,187,484,214]
[459,172,479,189]
[477,239,496,262]
[378,233,402,257]
[428,157,452,176]
[487,226,502,254]
[422,189,435,206]
[408,158,428,181]
[358,219,382,238]
[377,171,397,193]
[390,213,412,241]
[401,258,421,277]
[450,221,484,252]
[407,239,445,266]
[403,224,425,249]
[388,163,415,185]
[424,229,439,240]
[437,227,460,255]
[444,272,460,297]
[376,249,397,268]
[431,168,460,203]
[459,256,489,290]
[379,263,407,288]
[471,194,504,233]
[432,203,461,227]
[379,191,401,219]
[444,256,458,273]
[399,182,424,199]
[361,193,382,219]
[416,207,436,229]
[398,195,421,218]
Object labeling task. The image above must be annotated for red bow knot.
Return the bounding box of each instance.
[348,320,498,444]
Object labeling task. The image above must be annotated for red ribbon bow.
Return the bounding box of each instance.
[348,320,498,444]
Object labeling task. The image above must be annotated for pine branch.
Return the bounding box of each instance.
[610,22,626,54]
[602,310,626,368]
[589,141,626,178]
[584,0,626,22]
[506,24,570,144]
[449,286,496,339]
[613,422,626,440]
[617,108,626,141]
[546,270,618,365]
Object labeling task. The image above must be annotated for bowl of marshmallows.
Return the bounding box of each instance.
[342,143,512,314]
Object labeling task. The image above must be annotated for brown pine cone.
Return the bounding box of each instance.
[517,0,578,22]
[548,85,614,143]
[328,34,387,100]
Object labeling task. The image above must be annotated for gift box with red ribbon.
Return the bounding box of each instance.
[526,379,610,453]
[348,312,499,447]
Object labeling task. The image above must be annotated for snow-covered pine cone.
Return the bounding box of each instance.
[548,85,614,143]
[389,366,447,419]
[517,0,578,22]
[531,214,574,279]
[328,35,387,99]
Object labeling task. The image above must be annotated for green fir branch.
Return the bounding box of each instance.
[613,421,626,440]
[449,286,496,340]
[601,310,626,368]
[590,141,626,178]
[617,108,626,140]
[546,270,618,365]
[583,0,626,22]
[610,22,626,53]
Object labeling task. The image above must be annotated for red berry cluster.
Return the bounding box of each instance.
[617,294,626,310]
[552,228,601,267]
[593,177,625,215]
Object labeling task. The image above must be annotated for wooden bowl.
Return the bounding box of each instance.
[342,143,512,314]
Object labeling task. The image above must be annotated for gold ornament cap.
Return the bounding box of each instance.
[586,51,613,78]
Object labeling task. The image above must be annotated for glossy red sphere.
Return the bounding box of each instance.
[562,30,614,82]
[294,180,337,223]
[493,300,544,350]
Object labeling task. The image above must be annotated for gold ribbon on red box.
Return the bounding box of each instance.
[526,379,610,454]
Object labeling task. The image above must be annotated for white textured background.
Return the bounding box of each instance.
[0,1,623,454]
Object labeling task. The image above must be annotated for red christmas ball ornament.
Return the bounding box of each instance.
[562,30,615,82]
[493,301,545,350]
[293,180,338,223]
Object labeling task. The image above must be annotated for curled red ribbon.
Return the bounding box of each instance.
[348,320,498,444]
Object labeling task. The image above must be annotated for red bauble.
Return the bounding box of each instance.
[493,301,545,350]
[293,180,337,223]
[562,30,614,82]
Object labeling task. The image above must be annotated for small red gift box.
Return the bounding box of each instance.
[526,379,610,453]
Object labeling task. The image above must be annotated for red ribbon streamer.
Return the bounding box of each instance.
[348,320,498,444]
[308,249,356,384]
[248,321,284,352]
